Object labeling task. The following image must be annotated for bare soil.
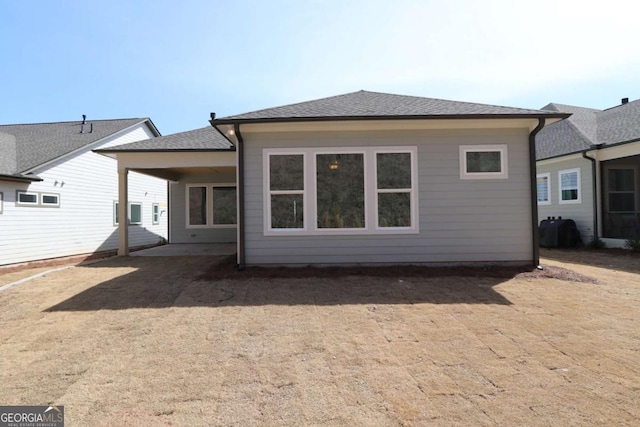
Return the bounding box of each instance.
[0,250,638,426]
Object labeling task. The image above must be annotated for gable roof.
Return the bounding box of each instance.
[536,99,640,160]
[96,126,234,153]
[213,90,568,124]
[0,118,157,177]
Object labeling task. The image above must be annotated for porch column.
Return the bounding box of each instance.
[118,168,129,256]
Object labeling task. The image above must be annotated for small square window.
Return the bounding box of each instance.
[17,191,39,205]
[129,203,142,225]
[459,145,508,179]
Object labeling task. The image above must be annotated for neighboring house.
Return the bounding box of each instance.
[536,98,640,247]
[0,117,168,266]
[99,91,567,267]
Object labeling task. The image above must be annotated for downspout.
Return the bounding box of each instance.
[582,150,599,241]
[234,123,246,270]
[529,118,545,268]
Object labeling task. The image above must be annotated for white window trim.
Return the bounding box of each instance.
[113,201,119,226]
[459,145,508,180]
[129,202,143,225]
[536,173,551,205]
[264,152,307,233]
[41,193,60,207]
[152,203,160,225]
[559,168,581,204]
[263,146,419,236]
[186,183,237,229]
[16,190,39,206]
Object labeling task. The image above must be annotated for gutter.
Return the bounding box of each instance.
[529,118,546,268]
[0,173,43,183]
[582,147,601,241]
[211,113,569,126]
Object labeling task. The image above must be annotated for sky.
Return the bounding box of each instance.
[1,0,639,135]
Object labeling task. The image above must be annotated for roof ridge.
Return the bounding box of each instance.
[0,118,147,127]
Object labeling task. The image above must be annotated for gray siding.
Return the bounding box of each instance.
[243,128,534,265]
[537,158,594,242]
[169,172,237,244]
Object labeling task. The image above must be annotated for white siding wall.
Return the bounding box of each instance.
[243,127,534,265]
[537,157,594,242]
[0,124,168,266]
[169,172,237,243]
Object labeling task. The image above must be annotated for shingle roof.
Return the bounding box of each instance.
[0,118,153,174]
[536,99,640,160]
[215,90,566,122]
[96,126,234,152]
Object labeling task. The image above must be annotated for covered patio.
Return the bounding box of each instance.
[601,154,640,239]
[94,126,238,258]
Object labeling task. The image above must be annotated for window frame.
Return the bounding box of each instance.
[185,183,237,229]
[459,145,508,180]
[129,202,143,225]
[263,146,419,236]
[113,201,119,226]
[0,192,3,214]
[41,193,60,207]
[536,173,551,205]
[16,191,40,206]
[558,168,581,204]
[152,203,160,225]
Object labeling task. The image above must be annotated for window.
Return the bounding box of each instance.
[129,203,142,225]
[152,203,160,225]
[17,191,39,205]
[188,186,207,226]
[41,193,60,206]
[607,168,636,212]
[377,152,413,227]
[114,201,119,225]
[536,173,551,205]
[0,192,3,214]
[212,186,237,225]
[459,145,508,179]
[559,168,581,204]
[268,155,304,229]
[316,153,364,229]
[186,184,237,228]
[264,147,418,235]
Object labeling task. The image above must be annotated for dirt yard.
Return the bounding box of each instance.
[0,250,638,426]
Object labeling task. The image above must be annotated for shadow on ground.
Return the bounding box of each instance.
[43,256,523,312]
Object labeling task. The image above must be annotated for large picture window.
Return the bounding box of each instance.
[316,153,365,229]
[559,168,581,204]
[186,184,237,228]
[264,147,418,235]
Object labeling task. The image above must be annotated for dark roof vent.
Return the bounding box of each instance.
[622,98,629,105]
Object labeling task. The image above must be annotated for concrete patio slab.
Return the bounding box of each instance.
[130,243,236,257]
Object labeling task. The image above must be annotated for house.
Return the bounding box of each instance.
[0,117,168,266]
[98,91,567,267]
[536,98,640,247]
